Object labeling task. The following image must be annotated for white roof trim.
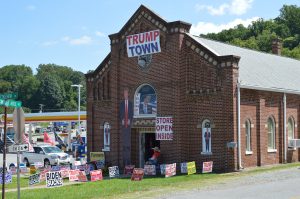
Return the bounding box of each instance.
[240,84,300,95]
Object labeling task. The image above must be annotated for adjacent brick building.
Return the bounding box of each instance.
[85,5,300,172]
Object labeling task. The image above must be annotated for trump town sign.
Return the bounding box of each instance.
[126,30,161,57]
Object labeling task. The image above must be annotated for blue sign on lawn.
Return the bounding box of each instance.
[0,172,12,184]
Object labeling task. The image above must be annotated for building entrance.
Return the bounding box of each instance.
[139,132,160,167]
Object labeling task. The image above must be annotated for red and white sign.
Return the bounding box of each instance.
[131,168,144,181]
[165,163,176,178]
[90,170,103,182]
[69,170,80,182]
[156,117,173,140]
[77,171,88,182]
[202,161,213,173]
[124,165,135,175]
[126,30,161,57]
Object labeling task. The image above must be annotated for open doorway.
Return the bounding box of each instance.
[139,132,160,167]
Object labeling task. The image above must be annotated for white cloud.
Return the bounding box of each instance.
[62,35,92,45]
[25,5,36,11]
[41,41,58,46]
[196,0,253,16]
[190,17,259,35]
[95,31,105,37]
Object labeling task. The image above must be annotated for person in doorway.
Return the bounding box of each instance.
[146,147,160,165]
[139,95,152,114]
[119,87,133,167]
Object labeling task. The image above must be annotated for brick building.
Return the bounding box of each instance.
[85,5,300,172]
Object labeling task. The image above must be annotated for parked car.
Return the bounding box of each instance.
[22,145,71,167]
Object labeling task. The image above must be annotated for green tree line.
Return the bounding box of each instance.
[0,64,86,114]
[202,5,300,60]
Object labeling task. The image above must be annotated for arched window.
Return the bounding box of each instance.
[134,84,157,117]
[267,117,276,150]
[201,119,212,154]
[245,120,251,152]
[287,117,295,140]
[103,122,110,151]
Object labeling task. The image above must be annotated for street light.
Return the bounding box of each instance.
[71,84,83,136]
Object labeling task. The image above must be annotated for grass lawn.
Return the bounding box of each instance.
[4,162,300,199]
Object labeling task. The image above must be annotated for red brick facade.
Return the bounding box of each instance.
[85,5,300,172]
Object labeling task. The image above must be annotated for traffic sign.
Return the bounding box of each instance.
[8,144,29,152]
[4,100,22,108]
[0,92,18,100]
[13,108,25,144]
[0,99,5,106]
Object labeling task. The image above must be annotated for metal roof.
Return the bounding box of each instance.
[187,33,300,94]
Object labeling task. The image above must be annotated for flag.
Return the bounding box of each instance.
[44,132,55,145]
[54,131,65,147]
[22,134,34,152]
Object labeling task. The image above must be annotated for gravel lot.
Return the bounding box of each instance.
[158,166,300,199]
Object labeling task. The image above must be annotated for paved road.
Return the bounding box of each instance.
[159,167,300,199]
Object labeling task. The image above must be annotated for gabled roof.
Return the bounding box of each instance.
[187,33,300,94]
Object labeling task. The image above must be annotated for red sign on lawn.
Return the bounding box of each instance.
[90,170,103,182]
[69,170,80,182]
[131,168,144,181]
[77,171,88,182]
[165,163,176,178]
[124,165,135,175]
[202,161,213,173]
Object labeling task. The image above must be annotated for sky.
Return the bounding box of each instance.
[0,0,299,74]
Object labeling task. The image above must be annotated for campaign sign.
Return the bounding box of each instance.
[124,165,135,175]
[20,166,28,174]
[74,161,81,167]
[77,171,88,182]
[180,162,187,174]
[46,171,63,188]
[165,163,176,178]
[144,165,156,176]
[69,170,80,182]
[131,168,144,181]
[0,172,12,184]
[0,167,7,174]
[156,117,173,140]
[90,152,105,162]
[187,161,196,175]
[108,166,119,178]
[39,169,50,182]
[88,163,95,172]
[51,165,61,171]
[95,160,105,170]
[160,164,166,175]
[34,162,44,168]
[30,165,37,174]
[202,161,213,173]
[10,166,17,175]
[90,170,103,182]
[126,30,161,57]
[76,164,90,175]
[29,173,40,186]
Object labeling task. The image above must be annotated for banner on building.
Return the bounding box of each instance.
[156,117,173,140]
[165,163,176,178]
[126,30,161,57]
[29,173,40,186]
[187,161,196,175]
[131,168,144,181]
[202,161,213,173]
[90,170,103,182]
[90,152,105,162]
[108,166,120,178]
[46,171,63,188]
[144,165,156,175]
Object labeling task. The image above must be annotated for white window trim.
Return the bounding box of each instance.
[267,149,277,153]
[201,152,212,155]
[245,151,253,155]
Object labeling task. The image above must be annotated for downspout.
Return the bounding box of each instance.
[283,93,287,163]
[237,81,243,170]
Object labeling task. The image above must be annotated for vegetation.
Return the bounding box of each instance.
[202,5,300,60]
[4,162,300,199]
[0,64,86,114]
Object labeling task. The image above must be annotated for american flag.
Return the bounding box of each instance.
[22,134,34,152]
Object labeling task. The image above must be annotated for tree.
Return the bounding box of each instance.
[276,5,300,35]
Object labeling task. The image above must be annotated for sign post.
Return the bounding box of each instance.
[13,107,25,199]
[0,92,20,199]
